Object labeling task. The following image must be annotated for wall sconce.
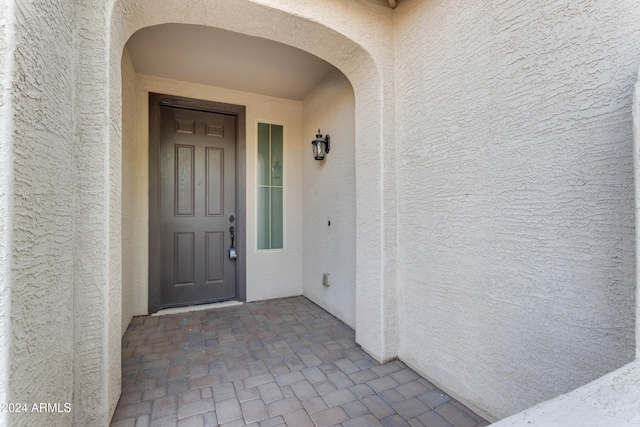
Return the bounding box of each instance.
[312,129,330,160]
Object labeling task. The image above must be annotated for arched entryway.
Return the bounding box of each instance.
[67,0,399,423]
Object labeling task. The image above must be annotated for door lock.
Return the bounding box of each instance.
[229,214,235,223]
[229,225,237,259]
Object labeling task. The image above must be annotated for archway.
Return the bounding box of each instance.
[73,0,400,423]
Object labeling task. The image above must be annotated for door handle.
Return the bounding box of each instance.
[228,226,237,259]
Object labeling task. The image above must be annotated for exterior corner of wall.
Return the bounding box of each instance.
[0,0,15,419]
[6,0,76,424]
[633,62,640,359]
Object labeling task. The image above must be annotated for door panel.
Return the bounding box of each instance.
[174,232,195,286]
[205,232,225,283]
[159,106,237,307]
[175,145,195,216]
[206,147,224,216]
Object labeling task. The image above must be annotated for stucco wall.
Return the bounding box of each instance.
[492,359,640,427]
[302,70,356,328]
[636,65,640,360]
[130,74,304,307]
[3,0,75,425]
[76,0,121,422]
[121,47,144,335]
[0,0,13,422]
[394,0,640,420]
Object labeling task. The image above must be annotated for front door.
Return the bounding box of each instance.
[158,105,237,308]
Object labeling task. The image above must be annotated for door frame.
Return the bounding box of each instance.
[148,92,247,312]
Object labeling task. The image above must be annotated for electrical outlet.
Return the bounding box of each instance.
[322,273,331,287]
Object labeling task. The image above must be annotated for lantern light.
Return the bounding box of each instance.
[311,129,330,160]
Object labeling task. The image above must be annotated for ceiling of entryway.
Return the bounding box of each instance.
[125,24,340,101]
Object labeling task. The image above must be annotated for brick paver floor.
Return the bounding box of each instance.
[111,296,489,427]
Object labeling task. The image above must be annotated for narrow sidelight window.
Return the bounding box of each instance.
[257,122,284,250]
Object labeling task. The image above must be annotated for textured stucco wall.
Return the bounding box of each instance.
[121,47,144,336]
[302,70,356,328]
[3,0,75,425]
[492,359,640,427]
[0,0,13,424]
[75,0,121,422]
[395,0,639,420]
[134,74,305,304]
[636,65,640,360]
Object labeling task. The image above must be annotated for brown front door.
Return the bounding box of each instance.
[157,105,237,308]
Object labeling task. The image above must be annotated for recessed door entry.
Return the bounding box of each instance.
[157,105,237,308]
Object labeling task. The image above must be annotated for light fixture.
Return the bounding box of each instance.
[311,129,330,160]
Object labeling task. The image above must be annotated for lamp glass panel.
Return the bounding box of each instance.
[313,141,325,160]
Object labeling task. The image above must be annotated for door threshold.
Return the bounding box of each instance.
[152,300,243,316]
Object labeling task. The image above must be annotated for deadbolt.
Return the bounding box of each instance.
[229,214,235,223]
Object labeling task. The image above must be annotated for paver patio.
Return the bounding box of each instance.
[111,296,489,427]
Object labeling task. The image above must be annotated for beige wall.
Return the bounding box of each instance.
[302,70,356,328]
[0,1,76,426]
[486,65,640,427]
[121,48,144,335]
[394,0,640,420]
[0,0,12,419]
